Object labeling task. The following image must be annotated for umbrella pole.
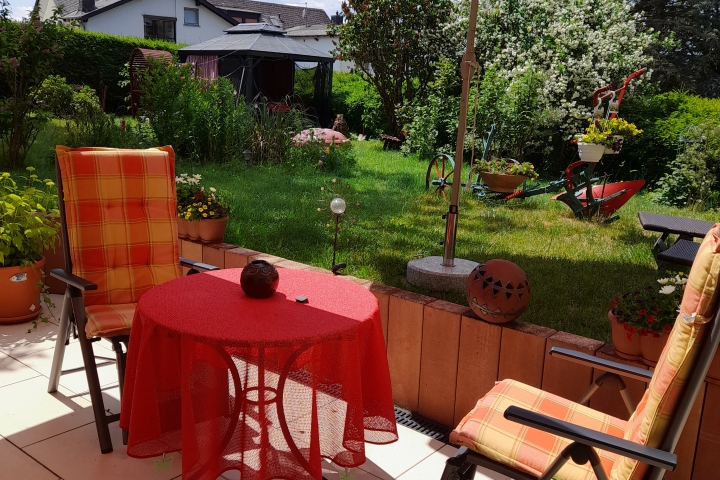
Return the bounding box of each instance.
[443,0,480,267]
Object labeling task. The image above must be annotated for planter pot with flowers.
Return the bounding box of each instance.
[609,273,686,366]
[474,158,539,193]
[0,168,59,326]
[176,173,230,244]
[575,117,642,161]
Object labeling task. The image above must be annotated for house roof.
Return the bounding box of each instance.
[179,23,332,62]
[48,0,330,30]
[207,0,330,29]
[285,24,330,37]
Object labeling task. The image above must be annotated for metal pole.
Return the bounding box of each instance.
[442,0,479,267]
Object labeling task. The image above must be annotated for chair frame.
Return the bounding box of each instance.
[442,293,720,480]
[46,152,219,454]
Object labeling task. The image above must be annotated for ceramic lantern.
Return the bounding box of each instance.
[466,259,531,324]
[241,260,279,298]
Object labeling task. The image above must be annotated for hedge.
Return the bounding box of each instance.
[55,29,182,114]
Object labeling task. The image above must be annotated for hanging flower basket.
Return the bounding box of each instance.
[604,135,624,155]
[479,172,526,193]
[577,143,605,162]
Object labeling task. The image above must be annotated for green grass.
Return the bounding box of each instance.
[17,128,719,342]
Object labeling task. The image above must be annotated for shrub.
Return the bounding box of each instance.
[36,75,75,118]
[289,135,357,175]
[653,122,720,209]
[56,29,180,114]
[331,72,386,136]
[618,92,720,183]
[250,100,307,165]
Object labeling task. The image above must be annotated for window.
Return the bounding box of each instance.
[184,8,199,26]
[144,16,176,42]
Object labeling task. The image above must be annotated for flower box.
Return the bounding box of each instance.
[577,142,605,162]
[479,172,526,193]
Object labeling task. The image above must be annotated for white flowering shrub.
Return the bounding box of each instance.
[454,0,654,136]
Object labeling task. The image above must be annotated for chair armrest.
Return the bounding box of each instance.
[180,257,220,272]
[50,269,98,291]
[504,406,677,471]
[549,347,653,382]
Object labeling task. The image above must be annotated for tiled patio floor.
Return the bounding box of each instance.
[0,295,510,480]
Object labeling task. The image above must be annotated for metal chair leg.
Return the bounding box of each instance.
[72,295,113,454]
[47,289,72,393]
[113,338,129,446]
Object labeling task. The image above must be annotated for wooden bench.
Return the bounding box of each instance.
[380,134,403,150]
[638,212,714,267]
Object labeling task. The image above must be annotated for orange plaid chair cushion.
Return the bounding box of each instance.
[85,304,137,338]
[611,224,720,480]
[450,379,626,480]
[56,146,182,338]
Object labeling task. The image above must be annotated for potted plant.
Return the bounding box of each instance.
[0,168,59,325]
[598,118,642,154]
[474,158,539,193]
[176,173,230,244]
[574,120,612,162]
[609,273,686,365]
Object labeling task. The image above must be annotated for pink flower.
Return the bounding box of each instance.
[42,49,49,54]
[9,57,19,68]
[51,45,58,50]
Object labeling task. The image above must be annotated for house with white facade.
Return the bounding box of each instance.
[286,20,353,72]
[34,0,338,48]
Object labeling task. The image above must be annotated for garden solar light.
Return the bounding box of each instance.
[330,197,347,275]
[243,149,252,165]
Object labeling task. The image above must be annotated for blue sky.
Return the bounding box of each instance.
[8,0,343,20]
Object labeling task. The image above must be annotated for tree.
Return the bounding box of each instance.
[632,0,720,97]
[331,0,453,137]
[0,3,65,169]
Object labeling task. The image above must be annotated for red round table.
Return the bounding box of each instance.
[119,268,398,480]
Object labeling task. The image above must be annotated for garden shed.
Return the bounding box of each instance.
[128,48,173,118]
[179,23,334,126]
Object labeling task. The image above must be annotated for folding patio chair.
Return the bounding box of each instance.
[46,146,219,454]
[443,223,720,480]
[638,212,714,267]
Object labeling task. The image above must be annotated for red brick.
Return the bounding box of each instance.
[43,234,66,295]
[224,247,259,269]
[303,265,333,275]
[181,240,203,262]
[692,382,720,479]
[498,321,556,388]
[453,313,503,426]
[589,345,649,420]
[386,290,434,411]
[275,259,311,270]
[202,244,234,269]
[705,349,720,386]
[248,253,286,265]
[667,382,705,480]
[370,284,401,347]
[418,301,463,427]
[541,331,603,401]
[343,275,374,289]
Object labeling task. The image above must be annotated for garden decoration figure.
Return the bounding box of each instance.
[241,260,280,298]
[318,180,358,275]
[466,260,531,324]
[427,69,648,222]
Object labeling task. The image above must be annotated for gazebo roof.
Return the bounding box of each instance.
[178,23,333,63]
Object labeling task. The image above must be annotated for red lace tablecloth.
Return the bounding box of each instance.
[119,268,398,480]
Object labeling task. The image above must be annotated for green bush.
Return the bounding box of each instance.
[619,91,720,183]
[55,29,180,114]
[250,100,307,165]
[653,122,720,209]
[330,72,386,136]
[289,136,357,175]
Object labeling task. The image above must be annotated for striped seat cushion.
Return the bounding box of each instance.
[85,303,136,338]
[612,224,720,480]
[451,379,626,480]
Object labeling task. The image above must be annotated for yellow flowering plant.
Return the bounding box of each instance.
[473,158,539,179]
[175,173,229,221]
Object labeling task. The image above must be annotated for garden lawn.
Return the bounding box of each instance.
[21,136,718,342]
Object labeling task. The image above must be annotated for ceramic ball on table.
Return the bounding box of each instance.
[466,259,531,324]
[240,260,279,298]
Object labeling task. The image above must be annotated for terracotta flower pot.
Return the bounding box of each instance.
[0,258,46,324]
[577,143,605,162]
[198,217,229,244]
[479,172,526,193]
[186,220,200,241]
[609,310,642,361]
[641,332,670,367]
[177,217,189,239]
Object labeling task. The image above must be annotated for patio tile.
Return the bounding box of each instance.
[0,435,58,480]
[0,376,96,448]
[321,459,383,479]
[24,422,182,480]
[0,316,63,358]
[17,338,118,395]
[0,351,41,388]
[397,445,510,480]
[357,424,445,479]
